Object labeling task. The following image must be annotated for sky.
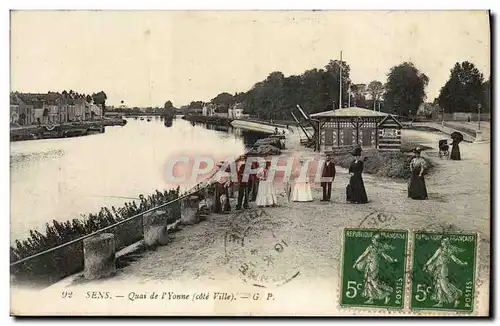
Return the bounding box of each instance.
[10,10,490,108]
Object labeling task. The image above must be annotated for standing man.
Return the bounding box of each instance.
[248,160,260,202]
[236,157,250,210]
[321,154,336,202]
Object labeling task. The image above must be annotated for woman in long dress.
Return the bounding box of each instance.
[408,147,428,200]
[450,138,461,160]
[423,238,468,307]
[346,147,368,204]
[255,162,277,207]
[353,234,398,304]
[291,159,313,202]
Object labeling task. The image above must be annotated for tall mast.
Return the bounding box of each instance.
[339,50,342,110]
[347,82,351,108]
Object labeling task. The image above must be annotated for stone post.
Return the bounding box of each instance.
[83,233,116,280]
[475,130,483,142]
[143,210,169,247]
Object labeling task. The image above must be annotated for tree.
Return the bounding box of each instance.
[164,101,174,109]
[367,81,384,110]
[211,92,235,112]
[86,94,93,103]
[92,91,108,113]
[324,60,351,109]
[384,62,429,117]
[437,61,484,113]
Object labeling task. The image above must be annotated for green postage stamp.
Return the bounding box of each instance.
[410,231,477,312]
[340,228,408,309]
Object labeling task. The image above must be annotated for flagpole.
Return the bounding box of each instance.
[348,82,351,108]
[339,50,342,110]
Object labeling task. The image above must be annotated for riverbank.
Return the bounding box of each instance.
[10,118,127,142]
[182,115,233,126]
[230,119,290,134]
[10,121,273,287]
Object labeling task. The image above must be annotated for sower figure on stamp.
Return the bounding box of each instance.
[353,234,398,305]
[423,238,467,308]
[320,154,336,202]
[236,158,249,210]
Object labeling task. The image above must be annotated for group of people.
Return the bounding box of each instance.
[212,145,374,213]
[212,138,451,212]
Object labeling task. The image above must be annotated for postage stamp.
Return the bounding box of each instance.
[224,208,300,288]
[340,228,408,309]
[410,231,477,313]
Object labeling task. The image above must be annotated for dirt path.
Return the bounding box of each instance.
[35,128,490,315]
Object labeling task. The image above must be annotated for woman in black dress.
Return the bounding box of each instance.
[450,132,464,161]
[450,139,461,160]
[346,147,368,204]
[408,147,428,200]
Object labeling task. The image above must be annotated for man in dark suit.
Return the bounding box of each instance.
[236,159,249,210]
[321,154,336,201]
[248,160,259,202]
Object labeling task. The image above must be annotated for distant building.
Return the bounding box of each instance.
[10,92,95,125]
[10,93,35,125]
[202,103,216,116]
[228,102,246,119]
[90,104,103,119]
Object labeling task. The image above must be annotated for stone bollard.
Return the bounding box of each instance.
[181,195,201,225]
[83,233,116,280]
[475,130,483,142]
[143,210,170,248]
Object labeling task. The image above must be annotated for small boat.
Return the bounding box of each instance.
[147,118,151,122]
[134,117,138,120]
[140,117,144,121]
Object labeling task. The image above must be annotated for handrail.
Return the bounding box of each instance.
[10,151,246,268]
[10,183,211,268]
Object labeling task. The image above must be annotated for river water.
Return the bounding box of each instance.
[10,117,266,243]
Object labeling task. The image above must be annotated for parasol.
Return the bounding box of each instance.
[450,131,464,144]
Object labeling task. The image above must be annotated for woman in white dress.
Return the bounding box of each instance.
[255,162,277,207]
[290,159,313,202]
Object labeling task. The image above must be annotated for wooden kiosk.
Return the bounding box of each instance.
[310,107,403,152]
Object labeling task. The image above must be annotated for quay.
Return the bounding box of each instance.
[11,128,489,316]
[10,118,127,141]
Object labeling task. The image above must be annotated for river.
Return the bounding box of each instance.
[10,117,267,243]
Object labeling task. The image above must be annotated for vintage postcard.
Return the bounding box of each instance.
[9,10,491,316]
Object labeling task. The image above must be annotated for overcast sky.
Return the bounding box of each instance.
[10,10,490,108]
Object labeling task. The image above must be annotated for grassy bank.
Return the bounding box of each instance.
[331,140,434,179]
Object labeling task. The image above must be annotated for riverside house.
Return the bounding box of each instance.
[10,93,35,125]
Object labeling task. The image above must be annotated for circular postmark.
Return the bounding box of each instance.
[223,208,300,288]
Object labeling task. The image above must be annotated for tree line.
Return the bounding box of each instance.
[178,59,490,120]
